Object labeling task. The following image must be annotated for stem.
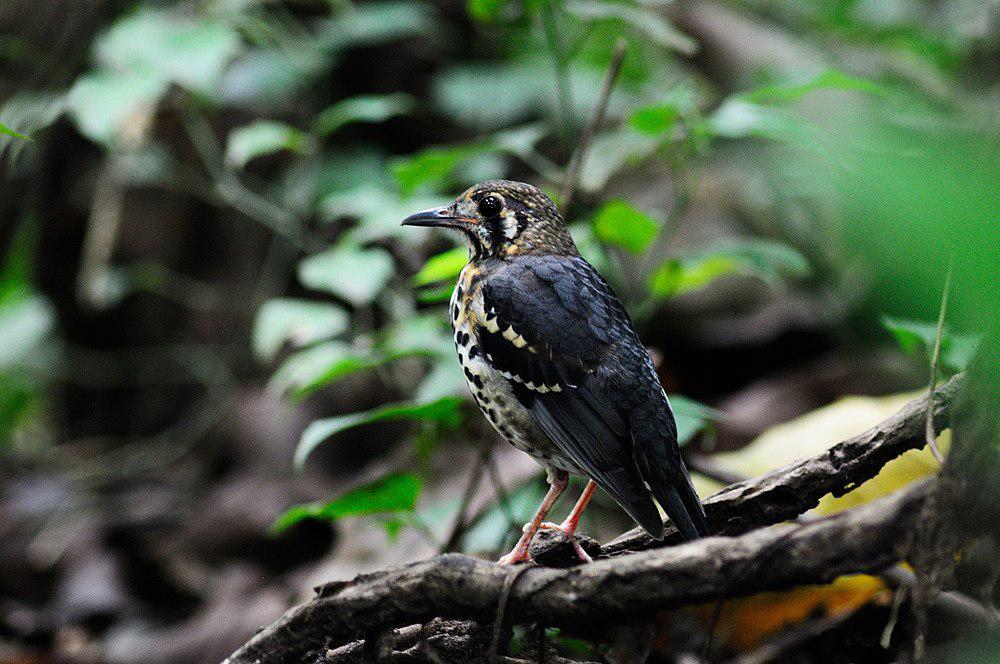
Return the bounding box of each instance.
[561,39,627,213]
[925,260,952,463]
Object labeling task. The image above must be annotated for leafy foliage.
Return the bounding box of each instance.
[0,122,28,139]
[4,0,993,581]
[272,472,422,533]
[295,397,464,470]
[591,199,660,253]
[882,316,979,375]
[650,241,810,298]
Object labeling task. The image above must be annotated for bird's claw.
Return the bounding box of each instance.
[537,522,592,564]
[497,549,532,565]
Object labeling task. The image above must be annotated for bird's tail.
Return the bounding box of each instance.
[635,442,710,541]
[654,471,710,541]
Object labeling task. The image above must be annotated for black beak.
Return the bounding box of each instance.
[401,205,468,228]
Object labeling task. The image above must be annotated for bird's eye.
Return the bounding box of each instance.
[478,195,502,218]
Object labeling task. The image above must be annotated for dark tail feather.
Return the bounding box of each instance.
[615,486,667,541]
[634,441,710,540]
[656,477,710,541]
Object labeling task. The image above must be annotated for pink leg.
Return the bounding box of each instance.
[498,472,568,565]
[539,480,598,563]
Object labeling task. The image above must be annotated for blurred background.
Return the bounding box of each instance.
[0,0,997,662]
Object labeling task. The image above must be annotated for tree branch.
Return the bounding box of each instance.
[226,481,930,664]
[604,373,962,554]
[225,375,964,663]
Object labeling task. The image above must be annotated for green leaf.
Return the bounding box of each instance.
[706,72,882,150]
[707,99,815,146]
[392,142,493,195]
[432,59,614,130]
[629,85,697,136]
[321,188,450,243]
[295,397,464,469]
[629,103,679,135]
[668,394,721,446]
[650,256,734,298]
[881,316,980,374]
[0,122,28,140]
[267,341,356,396]
[467,0,507,22]
[577,129,661,193]
[67,70,168,146]
[564,0,697,54]
[744,69,884,104]
[252,299,349,361]
[380,514,408,540]
[0,294,55,370]
[95,9,240,93]
[0,377,35,447]
[413,360,467,403]
[314,93,415,135]
[225,120,306,168]
[413,246,468,286]
[382,314,455,357]
[591,199,660,253]
[272,472,422,533]
[0,91,65,148]
[460,479,546,552]
[321,2,435,51]
[650,240,809,298]
[297,244,395,307]
[218,47,325,107]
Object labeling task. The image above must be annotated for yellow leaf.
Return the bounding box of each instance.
[678,575,891,651]
[710,390,948,514]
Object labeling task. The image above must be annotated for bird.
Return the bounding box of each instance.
[402,180,709,564]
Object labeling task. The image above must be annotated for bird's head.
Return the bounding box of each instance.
[401,180,577,259]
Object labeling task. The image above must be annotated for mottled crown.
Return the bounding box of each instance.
[461,180,578,257]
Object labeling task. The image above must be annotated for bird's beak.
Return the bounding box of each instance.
[401,205,471,229]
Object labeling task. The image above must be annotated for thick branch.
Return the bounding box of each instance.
[226,481,930,664]
[604,374,962,554]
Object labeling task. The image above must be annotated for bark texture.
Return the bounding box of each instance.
[225,377,966,664]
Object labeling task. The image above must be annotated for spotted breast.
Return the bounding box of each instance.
[449,262,576,476]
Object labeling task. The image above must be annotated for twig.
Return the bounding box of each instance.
[560,39,627,212]
[441,445,491,553]
[925,261,952,463]
[489,564,534,663]
[77,158,123,310]
[880,565,1000,628]
[225,378,967,663]
[881,579,906,649]
[604,374,962,555]
[484,451,521,535]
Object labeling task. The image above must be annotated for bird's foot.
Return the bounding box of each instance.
[538,521,593,564]
[497,547,532,565]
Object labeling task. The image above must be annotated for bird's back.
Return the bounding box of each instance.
[470,254,709,540]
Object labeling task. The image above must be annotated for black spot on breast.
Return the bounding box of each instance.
[472,374,484,389]
[463,367,475,382]
[468,345,480,359]
[452,304,460,319]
